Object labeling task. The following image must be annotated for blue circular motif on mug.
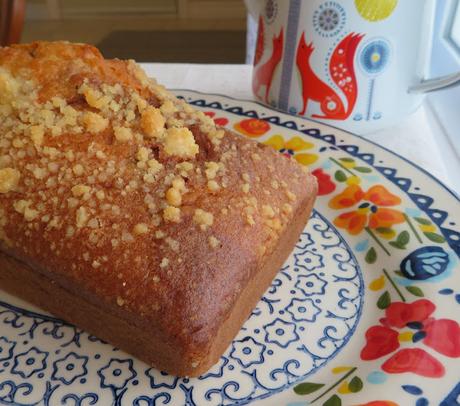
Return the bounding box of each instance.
[313,1,346,38]
[360,39,391,75]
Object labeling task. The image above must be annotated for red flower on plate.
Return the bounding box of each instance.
[381,348,444,378]
[360,299,460,378]
[204,111,229,126]
[383,299,435,328]
[423,318,460,357]
[312,168,336,195]
[233,118,271,137]
[361,326,399,360]
[355,402,399,406]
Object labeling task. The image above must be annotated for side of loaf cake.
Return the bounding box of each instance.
[0,42,317,377]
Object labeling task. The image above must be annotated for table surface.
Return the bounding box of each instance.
[140,63,459,194]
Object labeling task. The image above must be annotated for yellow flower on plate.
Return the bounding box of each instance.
[263,135,318,166]
[355,0,398,22]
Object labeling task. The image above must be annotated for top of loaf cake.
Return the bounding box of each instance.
[0,42,314,370]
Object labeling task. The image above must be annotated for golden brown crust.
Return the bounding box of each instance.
[0,188,315,376]
[0,41,317,376]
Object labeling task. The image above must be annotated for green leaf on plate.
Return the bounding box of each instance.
[354,166,372,173]
[398,230,410,245]
[377,291,391,309]
[348,376,364,393]
[389,241,404,249]
[389,231,410,249]
[334,170,347,182]
[424,232,445,243]
[323,394,342,406]
[414,217,431,225]
[339,157,354,163]
[293,382,325,395]
[406,286,424,297]
[394,270,405,277]
[365,247,377,264]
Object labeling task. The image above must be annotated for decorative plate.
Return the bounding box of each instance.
[0,90,459,406]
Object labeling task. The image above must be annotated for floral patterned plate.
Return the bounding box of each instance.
[0,90,459,406]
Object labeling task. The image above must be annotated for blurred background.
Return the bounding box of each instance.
[19,0,248,62]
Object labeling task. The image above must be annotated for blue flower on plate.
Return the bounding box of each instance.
[12,347,48,378]
[198,357,229,380]
[295,274,327,296]
[52,352,88,385]
[264,318,299,348]
[0,337,15,361]
[145,368,179,390]
[400,246,450,280]
[230,336,265,368]
[294,250,324,272]
[285,298,321,322]
[98,358,135,390]
[295,232,314,250]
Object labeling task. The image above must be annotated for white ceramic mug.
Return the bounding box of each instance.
[246,0,460,134]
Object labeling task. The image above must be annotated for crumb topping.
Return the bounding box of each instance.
[163,127,199,158]
[163,206,181,223]
[133,223,149,235]
[141,106,165,137]
[286,191,297,202]
[0,168,20,193]
[208,235,220,248]
[82,111,108,134]
[0,42,306,313]
[113,126,133,143]
[193,209,213,230]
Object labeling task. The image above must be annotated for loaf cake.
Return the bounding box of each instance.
[0,42,317,377]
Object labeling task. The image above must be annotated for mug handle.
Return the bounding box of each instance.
[408,71,460,93]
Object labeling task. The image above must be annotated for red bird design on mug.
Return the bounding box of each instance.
[253,21,284,104]
[296,32,363,120]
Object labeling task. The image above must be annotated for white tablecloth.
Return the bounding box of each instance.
[140,63,457,192]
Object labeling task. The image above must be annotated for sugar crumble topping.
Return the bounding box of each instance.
[0,42,306,312]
